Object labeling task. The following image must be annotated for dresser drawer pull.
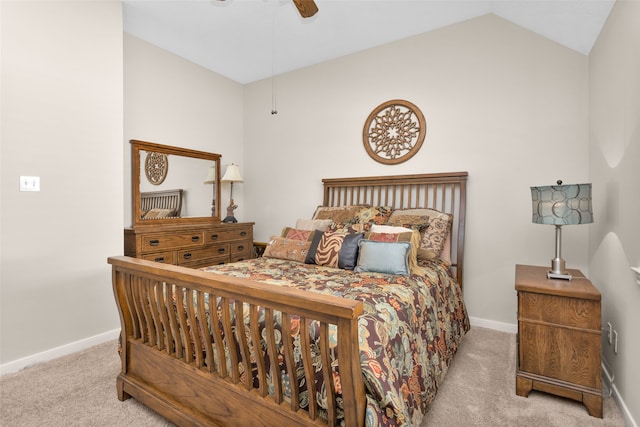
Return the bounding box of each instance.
[210,234,219,240]
[183,253,192,260]
[237,257,245,261]
[218,248,226,254]
[191,236,200,242]
[149,239,160,246]
[237,245,244,251]
[240,231,247,237]
[154,257,165,262]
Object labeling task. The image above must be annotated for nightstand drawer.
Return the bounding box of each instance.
[142,232,205,251]
[519,292,600,330]
[519,322,601,389]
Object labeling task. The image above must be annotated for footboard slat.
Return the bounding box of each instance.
[265,308,282,403]
[301,317,318,420]
[197,292,214,372]
[208,291,226,377]
[235,300,251,390]
[110,256,366,427]
[250,304,268,397]
[320,321,336,423]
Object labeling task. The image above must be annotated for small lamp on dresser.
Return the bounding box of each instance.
[221,163,243,223]
[530,180,593,280]
[203,165,217,217]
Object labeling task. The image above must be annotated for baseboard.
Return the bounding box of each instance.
[602,361,638,427]
[469,316,517,334]
[0,328,120,376]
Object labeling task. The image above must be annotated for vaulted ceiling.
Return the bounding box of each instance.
[123,0,615,84]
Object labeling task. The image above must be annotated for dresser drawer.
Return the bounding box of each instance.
[206,227,252,244]
[141,251,176,265]
[178,244,230,265]
[518,292,600,330]
[141,231,205,251]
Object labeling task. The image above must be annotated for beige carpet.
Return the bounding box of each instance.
[0,327,626,426]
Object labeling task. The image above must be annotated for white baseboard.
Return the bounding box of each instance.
[469,316,517,334]
[602,361,638,427]
[0,328,120,376]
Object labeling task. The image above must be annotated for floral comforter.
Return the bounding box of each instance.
[201,257,469,426]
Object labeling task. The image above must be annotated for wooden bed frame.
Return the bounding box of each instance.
[109,172,467,427]
[140,189,183,218]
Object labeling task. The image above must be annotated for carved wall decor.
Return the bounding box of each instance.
[144,151,169,185]
[363,99,426,165]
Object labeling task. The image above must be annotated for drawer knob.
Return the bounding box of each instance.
[210,234,219,240]
[240,231,247,237]
[218,248,226,254]
[237,245,244,251]
[191,236,200,242]
[154,257,165,262]
[149,239,160,246]
[183,253,192,259]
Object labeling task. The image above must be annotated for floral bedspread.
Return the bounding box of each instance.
[201,257,469,426]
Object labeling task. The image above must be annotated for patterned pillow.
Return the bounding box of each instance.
[263,236,311,263]
[353,206,393,226]
[142,208,175,219]
[327,222,369,234]
[311,205,367,223]
[280,227,318,242]
[388,209,453,260]
[304,231,364,270]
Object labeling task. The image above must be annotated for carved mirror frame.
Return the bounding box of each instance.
[131,140,221,227]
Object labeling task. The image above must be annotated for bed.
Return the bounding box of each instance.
[109,172,469,426]
[140,189,183,219]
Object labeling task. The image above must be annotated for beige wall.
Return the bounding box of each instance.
[589,1,640,424]
[243,14,590,329]
[124,34,245,226]
[1,1,123,364]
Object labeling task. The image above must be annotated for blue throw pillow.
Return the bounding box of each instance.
[354,240,411,275]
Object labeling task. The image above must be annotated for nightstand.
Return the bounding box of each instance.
[515,264,602,418]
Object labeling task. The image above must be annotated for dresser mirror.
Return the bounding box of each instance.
[131,140,221,227]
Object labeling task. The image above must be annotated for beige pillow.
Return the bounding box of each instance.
[263,236,311,263]
[389,208,453,260]
[295,218,333,232]
[142,208,175,219]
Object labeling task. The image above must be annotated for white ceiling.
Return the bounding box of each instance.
[123,0,615,84]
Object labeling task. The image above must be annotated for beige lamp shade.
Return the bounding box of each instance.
[221,164,243,183]
[203,165,216,184]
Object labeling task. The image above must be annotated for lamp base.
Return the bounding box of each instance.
[547,271,573,280]
[222,216,237,223]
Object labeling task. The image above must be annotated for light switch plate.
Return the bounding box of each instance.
[20,176,40,192]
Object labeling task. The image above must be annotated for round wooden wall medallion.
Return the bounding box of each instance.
[145,152,169,185]
[363,99,426,165]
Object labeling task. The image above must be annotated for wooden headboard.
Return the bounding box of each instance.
[322,172,468,288]
[140,189,183,218]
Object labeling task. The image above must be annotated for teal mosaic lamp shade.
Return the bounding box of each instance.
[530,181,593,280]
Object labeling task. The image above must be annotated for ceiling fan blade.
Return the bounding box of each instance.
[292,0,318,18]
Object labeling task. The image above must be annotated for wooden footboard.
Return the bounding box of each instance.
[109,255,366,427]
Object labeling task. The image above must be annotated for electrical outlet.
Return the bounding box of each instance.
[613,330,619,354]
[607,322,612,344]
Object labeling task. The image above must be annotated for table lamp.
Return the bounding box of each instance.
[221,163,243,223]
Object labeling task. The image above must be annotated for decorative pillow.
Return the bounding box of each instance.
[280,227,318,242]
[386,214,430,232]
[355,241,411,276]
[142,208,175,219]
[263,236,311,263]
[353,206,392,226]
[364,230,421,274]
[327,222,369,234]
[388,208,453,260]
[305,232,364,270]
[369,224,413,234]
[295,218,333,232]
[311,205,367,223]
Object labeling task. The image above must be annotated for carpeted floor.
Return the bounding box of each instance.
[0,327,626,426]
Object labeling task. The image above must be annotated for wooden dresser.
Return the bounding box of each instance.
[515,264,602,418]
[125,222,254,269]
